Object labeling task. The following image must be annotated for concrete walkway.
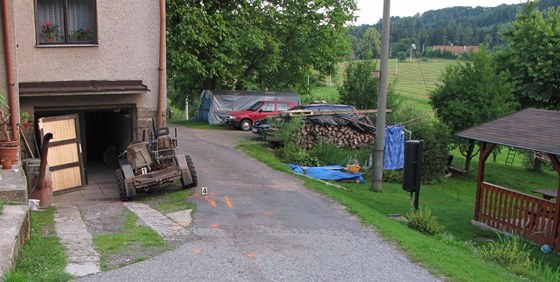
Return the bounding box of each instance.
[124,202,189,240]
[54,205,101,277]
[52,200,193,278]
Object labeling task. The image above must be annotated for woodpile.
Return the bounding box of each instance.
[295,122,375,149]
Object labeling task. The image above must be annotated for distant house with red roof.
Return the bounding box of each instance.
[432,45,480,54]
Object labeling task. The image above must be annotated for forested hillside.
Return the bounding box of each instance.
[349,0,559,59]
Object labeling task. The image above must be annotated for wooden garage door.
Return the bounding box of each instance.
[38,114,85,194]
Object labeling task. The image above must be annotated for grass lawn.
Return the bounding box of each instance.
[140,187,195,214]
[3,208,73,282]
[237,140,560,281]
[93,210,166,271]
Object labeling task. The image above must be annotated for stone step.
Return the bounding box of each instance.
[0,205,30,277]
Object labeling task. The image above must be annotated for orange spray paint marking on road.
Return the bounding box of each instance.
[210,224,220,228]
[205,196,217,207]
[246,252,256,258]
[192,249,202,254]
[262,211,273,216]
[224,196,233,208]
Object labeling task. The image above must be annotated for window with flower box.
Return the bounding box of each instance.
[35,0,97,45]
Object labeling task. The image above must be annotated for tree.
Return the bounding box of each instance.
[337,60,378,109]
[338,60,400,111]
[396,51,407,62]
[430,48,517,173]
[361,28,381,59]
[496,2,560,110]
[167,0,357,110]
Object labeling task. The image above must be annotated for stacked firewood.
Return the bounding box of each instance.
[295,123,375,149]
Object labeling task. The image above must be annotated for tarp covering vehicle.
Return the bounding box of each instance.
[197,90,300,125]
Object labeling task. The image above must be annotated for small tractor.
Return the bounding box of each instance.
[115,126,197,201]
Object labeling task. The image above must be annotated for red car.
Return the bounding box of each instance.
[226,100,296,131]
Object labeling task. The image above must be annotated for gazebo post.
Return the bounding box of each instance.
[548,154,560,251]
[474,142,495,221]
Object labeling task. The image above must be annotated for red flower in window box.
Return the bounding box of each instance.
[41,21,60,41]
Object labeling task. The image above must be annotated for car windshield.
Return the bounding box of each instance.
[248,101,264,111]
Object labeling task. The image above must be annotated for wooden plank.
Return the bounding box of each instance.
[281,109,392,117]
[38,114,85,193]
[51,166,82,192]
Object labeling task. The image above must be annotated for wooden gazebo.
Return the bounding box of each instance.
[457,108,560,249]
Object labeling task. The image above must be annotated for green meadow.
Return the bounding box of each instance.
[313,58,458,109]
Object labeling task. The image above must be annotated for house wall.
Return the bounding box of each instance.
[13,0,165,137]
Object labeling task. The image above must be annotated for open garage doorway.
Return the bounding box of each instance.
[34,105,135,187]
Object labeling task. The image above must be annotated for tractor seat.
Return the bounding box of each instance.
[127,142,154,172]
[154,133,175,162]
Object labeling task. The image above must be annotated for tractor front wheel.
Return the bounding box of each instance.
[181,155,198,188]
[116,169,133,201]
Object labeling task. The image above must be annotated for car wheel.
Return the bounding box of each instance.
[240,119,252,131]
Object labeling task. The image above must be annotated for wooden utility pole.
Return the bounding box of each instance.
[372,0,391,192]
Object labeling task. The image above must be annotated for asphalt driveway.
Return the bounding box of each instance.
[79,125,439,281]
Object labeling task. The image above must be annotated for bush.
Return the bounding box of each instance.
[388,101,452,184]
[307,142,347,166]
[476,234,533,275]
[405,207,444,236]
[382,169,403,183]
[522,151,553,173]
[276,118,309,164]
[414,121,452,184]
[337,60,378,110]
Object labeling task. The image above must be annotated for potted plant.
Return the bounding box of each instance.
[73,27,92,41]
[1,157,12,170]
[41,21,60,42]
[0,93,18,163]
[346,155,361,173]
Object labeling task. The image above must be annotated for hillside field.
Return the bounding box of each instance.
[313,58,458,110]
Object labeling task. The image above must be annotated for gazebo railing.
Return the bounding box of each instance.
[477,182,557,246]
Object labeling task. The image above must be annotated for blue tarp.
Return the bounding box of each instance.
[384,125,404,170]
[289,164,365,183]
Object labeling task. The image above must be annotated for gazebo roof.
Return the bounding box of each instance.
[457,108,560,155]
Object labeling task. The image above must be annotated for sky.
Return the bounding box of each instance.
[355,0,526,25]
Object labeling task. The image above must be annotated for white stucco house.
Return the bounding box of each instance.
[0,0,167,194]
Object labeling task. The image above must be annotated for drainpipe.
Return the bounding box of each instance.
[156,0,166,128]
[2,0,17,141]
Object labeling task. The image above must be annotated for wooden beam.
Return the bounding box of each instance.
[548,153,560,251]
[281,109,391,117]
[474,142,495,221]
[549,154,560,188]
